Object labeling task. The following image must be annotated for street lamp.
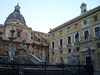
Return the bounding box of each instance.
[87,48,93,75]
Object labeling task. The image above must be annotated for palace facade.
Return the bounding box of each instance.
[49,3,100,71]
[0,4,49,62]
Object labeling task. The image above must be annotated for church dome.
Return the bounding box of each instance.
[6,4,26,23]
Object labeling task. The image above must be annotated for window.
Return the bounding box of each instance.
[17,32,20,37]
[34,32,36,35]
[16,23,19,24]
[77,56,80,62]
[75,32,79,42]
[97,43,100,48]
[94,16,98,21]
[68,27,70,32]
[60,50,63,54]
[38,38,40,42]
[75,24,78,29]
[98,54,100,61]
[52,58,54,62]
[31,37,33,39]
[60,38,63,46]
[68,49,71,53]
[60,57,63,63]
[0,32,3,36]
[45,35,47,37]
[52,52,54,55]
[95,27,100,37]
[76,47,79,52]
[52,34,54,38]
[84,30,89,40]
[60,31,62,35]
[68,36,71,44]
[52,41,55,48]
[83,20,87,25]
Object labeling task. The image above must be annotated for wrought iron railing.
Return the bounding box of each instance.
[0,62,93,75]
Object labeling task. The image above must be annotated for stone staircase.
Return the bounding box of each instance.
[29,54,43,64]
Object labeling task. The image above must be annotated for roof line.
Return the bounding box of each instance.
[49,5,100,33]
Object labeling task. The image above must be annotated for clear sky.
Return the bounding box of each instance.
[0,0,100,33]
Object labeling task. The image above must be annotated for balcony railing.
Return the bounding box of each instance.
[93,36,100,41]
[58,46,63,49]
[66,44,71,47]
[74,41,80,45]
[51,48,54,51]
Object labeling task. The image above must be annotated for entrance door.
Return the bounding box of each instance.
[86,57,91,65]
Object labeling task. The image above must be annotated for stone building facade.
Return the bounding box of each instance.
[49,3,100,71]
[0,4,49,62]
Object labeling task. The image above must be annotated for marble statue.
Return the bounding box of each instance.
[18,39,27,64]
[18,39,27,56]
[8,44,16,61]
[29,45,33,54]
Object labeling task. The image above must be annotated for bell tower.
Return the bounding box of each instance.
[80,3,87,14]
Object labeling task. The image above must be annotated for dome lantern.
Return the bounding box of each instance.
[15,4,20,12]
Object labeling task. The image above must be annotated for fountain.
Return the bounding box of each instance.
[67,48,77,73]
[8,26,16,62]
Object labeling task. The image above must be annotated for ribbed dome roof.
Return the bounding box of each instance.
[7,4,26,23]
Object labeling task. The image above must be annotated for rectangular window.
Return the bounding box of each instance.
[75,32,79,42]
[52,34,54,38]
[68,49,71,53]
[17,32,20,37]
[60,50,63,54]
[75,24,78,29]
[52,41,55,48]
[76,47,79,52]
[68,27,70,32]
[84,30,89,40]
[60,31,62,35]
[60,38,63,46]
[97,43,100,48]
[60,57,63,63]
[52,52,54,55]
[68,36,71,44]
[0,32,3,36]
[98,54,100,61]
[95,27,100,37]
[77,56,80,62]
[94,16,98,21]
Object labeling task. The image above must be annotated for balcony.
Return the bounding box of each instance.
[66,43,71,47]
[51,48,54,51]
[58,46,63,49]
[81,38,93,44]
[93,36,100,41]
[74,41,80,45]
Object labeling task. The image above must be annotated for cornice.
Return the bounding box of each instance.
[49,5,100,33]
